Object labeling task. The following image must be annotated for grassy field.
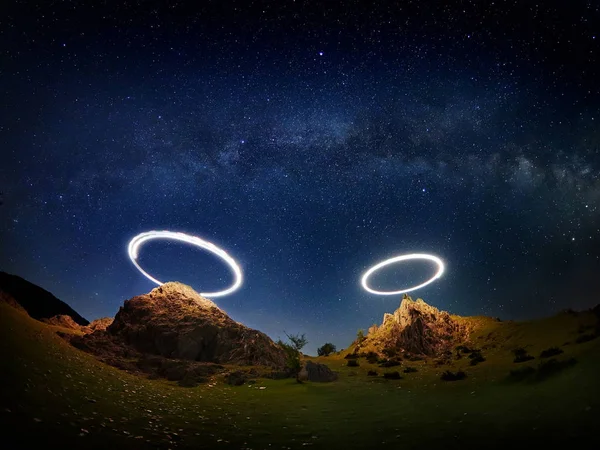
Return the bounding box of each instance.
[1,303,599,449]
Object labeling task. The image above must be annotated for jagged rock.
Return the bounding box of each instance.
[361,295,471,356]
[298,360,338,382]
[70,282,286,379]
[88,317,113,332]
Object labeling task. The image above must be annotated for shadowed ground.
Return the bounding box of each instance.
[1,303,599,449]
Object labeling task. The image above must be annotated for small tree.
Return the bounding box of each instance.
[278,332,308,383]
[317,342,337,356]
[356,329,366,344]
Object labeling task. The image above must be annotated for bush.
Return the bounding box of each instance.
[347,359,359,367]
[277,333,308,383]
[383,371,402,380]
[539,347,563,358]
[536,358,577,380]
[456,345,474,354]
[356,329,366,344]
[403,366,418,373]
[317,342,337,357]
[367,370,378,377]
[513,347,534,363]
[440,370,467,381]
[506,358,577,383]
[507,366,536,382]
[469,351,486,366]
[434,358,450,367]
[575,333,597,344]
[378,358,401,368]
[381,347,398,358]
[364,351,379,364]
[344,353,359,359]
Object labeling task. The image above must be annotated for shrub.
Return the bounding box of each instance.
[382,347,398,358]
[383,371,402,380]
[440,370,467,381]
[367,370,378,376]
[507,366,536,382]
[403,366,418,373]
[536,358,577,380]
[513,347,534,363]
[347,359,359,367]
[575,333,597,344]
[456,345,473,354]
[344,353,359,359]
[539,347,563,358]
[317,342,337,357]
[577,324,595,334]
[469,351,486,366]
[378,358,401,368]
[356,329,366,344]
[434,358,450,367]
[365,351,379,364]
[277,332,308,383]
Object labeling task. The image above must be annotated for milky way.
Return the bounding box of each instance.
[1,1,599,353]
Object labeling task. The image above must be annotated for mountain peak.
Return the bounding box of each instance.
[361,295,470,356]
[148,282,221,310]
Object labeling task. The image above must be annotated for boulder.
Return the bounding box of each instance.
[298,360,338,382]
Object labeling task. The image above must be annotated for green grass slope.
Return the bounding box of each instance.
[1,303,599,449]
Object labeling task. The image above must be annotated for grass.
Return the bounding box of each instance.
[2,303,600,449]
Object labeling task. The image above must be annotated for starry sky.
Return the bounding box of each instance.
[1,1,599,354]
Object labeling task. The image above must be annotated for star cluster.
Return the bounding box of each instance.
[1,1,599,353]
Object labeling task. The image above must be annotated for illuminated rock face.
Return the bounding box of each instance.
[102,282,286,368]
[88,317,113,332]
[41,314,83,330]
[361,295,470,356]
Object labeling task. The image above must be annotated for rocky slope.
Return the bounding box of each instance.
[70,282,286,382]
[356,294,471,356]
[0,271,89,326]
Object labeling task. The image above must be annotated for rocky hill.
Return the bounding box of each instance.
[69,282,286,383]
[0,271,89,326]
[355,294,471,357]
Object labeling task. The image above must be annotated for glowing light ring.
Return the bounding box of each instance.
[128,231,242,298]
[361,253,445,295]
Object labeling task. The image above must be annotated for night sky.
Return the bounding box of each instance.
[1,1,599,354]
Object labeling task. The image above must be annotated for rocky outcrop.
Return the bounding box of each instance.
[298,361,338,382]
[71,282,286,376]
[0,272,89,325]
[358,295,471,357]
[42,314,84,330]
[88,317,113,332]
